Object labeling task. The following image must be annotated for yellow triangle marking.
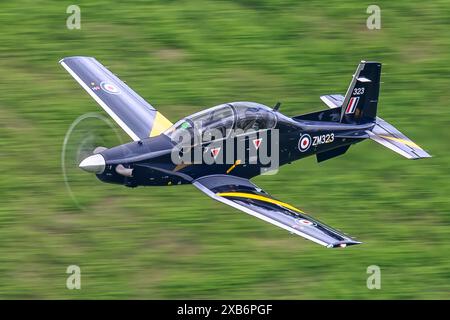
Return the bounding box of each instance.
[149,112,173,137]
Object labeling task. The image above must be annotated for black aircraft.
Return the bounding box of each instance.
[60,57,431,248]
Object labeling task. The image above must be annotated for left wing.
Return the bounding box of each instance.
[60,56,172,141]
[193,175,361,248]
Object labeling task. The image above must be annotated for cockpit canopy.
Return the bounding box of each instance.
[233,102,277,131]
[164,102,277,143]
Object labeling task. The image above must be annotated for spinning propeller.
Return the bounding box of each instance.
[61,112,124,210]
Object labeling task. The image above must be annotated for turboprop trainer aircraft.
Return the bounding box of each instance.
[60,57,431,248]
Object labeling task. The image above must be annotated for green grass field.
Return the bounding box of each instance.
[0,0,449,299]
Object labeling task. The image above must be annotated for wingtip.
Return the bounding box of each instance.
[328,241,362,248]
[410,152,432,160]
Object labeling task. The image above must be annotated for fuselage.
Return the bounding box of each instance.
[88,102,373,187]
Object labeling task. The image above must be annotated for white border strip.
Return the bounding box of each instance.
[60,60,140,141]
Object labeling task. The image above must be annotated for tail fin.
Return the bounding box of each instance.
[367,117,431,159]
[341,61,381,124]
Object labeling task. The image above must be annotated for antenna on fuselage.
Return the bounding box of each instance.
[273,102,281,111]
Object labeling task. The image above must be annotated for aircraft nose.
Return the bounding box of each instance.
[79,154,106,174]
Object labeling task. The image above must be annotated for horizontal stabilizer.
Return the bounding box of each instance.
[320,94,344,109]
[367,117,431,159]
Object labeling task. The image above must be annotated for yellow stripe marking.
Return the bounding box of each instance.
[149,112,173,137]
[379,135,420,149]
[226,160,241,174]
[217,192,304,213]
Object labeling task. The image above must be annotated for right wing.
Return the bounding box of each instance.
[193,175,361,248]
[60,56,172,141]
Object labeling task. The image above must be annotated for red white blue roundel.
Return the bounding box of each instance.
[298,134,311,152]
[100,81,121,95]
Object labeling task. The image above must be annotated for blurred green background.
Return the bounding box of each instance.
[0,0,449,299]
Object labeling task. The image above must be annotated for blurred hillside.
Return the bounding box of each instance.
[0,0,448,298]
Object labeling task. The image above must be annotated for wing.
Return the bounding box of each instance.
[60,56,172,141]
[320,94,344,109]
[193,175,361,248]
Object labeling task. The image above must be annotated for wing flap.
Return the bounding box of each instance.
[193,175,361,248]
[60,56,172,141]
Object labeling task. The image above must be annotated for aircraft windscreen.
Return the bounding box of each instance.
[163,104,235,143]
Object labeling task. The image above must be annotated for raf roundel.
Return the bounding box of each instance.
[100,81,121,95]
[298,134,311,152]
